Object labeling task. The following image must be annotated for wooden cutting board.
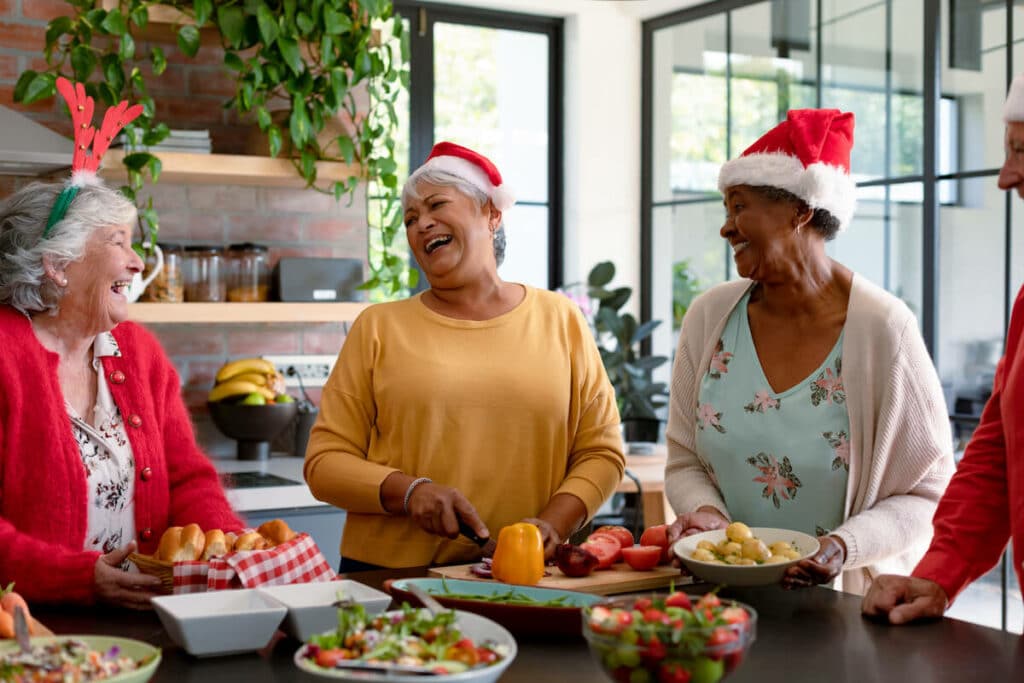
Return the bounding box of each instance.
[428,563,692,595]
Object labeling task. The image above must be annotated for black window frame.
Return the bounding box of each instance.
[394,0,565,289]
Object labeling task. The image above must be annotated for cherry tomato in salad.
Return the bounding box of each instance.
[315,648,351,668]
[720,606,749,625]
[476,647,499,665]
[658,660,693,683]
[664,592,693,610]
[695,593,721,609]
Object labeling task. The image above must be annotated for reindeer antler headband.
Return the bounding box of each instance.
[43,77,144,238]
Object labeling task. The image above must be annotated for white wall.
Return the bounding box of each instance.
[452,0,703,298]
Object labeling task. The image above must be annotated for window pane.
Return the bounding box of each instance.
[434,23,549,204]
[841,184,924,320]
[650,200,728,365]
[730,1,818,153]
[500,205,548,289]
[943,0,1006,174]
[651,14,728,201]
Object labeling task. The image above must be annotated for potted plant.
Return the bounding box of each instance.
[583,261,669,445]
[15,0,412,298]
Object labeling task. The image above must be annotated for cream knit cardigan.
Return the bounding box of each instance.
[665,275,956,595]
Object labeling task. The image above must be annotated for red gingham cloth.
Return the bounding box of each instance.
[171,533,336,594]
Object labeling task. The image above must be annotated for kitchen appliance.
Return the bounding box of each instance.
[273,257,363,302]
[0,106,72,176]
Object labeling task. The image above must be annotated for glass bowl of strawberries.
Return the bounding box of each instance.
[581,590,756,683]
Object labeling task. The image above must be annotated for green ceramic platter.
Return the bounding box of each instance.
[0,635,161,683]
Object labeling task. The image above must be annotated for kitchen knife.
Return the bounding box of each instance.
[457,518,490,548]
[13,605,30,653]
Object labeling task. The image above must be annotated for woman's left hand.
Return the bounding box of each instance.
[520,517,562,560]
[781,535,847,589]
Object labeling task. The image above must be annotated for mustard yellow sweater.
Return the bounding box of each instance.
[304,286,625,567]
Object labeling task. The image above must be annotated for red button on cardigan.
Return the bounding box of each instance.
[141,467,152,481]
[127,414,142,427]
[109,370,125,384]
[140,527,153,541]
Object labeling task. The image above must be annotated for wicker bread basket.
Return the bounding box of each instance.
[129,553,175,594]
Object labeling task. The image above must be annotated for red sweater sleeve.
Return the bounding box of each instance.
[912,291,1022,600]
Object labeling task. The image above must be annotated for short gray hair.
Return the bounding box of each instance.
[402,167,508,267]
[0,180,138,315]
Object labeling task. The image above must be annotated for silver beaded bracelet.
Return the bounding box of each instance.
[403,477,433,514]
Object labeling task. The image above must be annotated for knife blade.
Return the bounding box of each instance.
[13,606,31,654]
[331,659,440,676]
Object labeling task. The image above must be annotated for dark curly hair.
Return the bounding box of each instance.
[748,185,841,241]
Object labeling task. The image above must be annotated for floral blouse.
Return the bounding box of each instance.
[67,332,136,560]
[694,291,850,538]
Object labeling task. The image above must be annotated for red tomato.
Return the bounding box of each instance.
[643,608,670,624]
[658,661,693,683]
[696,593,722,609]
[315,648,350,668]
[594,525,635,549]
[586,533,623,562]
[639,524,673,563]
[707,626,739,649]
[621,545,663,571]
[476,647,499,665]
[579,540,617,569]
[721,606,749,625]
[633,597,653,611]
[664,591,693,610]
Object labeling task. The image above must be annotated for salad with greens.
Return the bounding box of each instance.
[301,601,509,675]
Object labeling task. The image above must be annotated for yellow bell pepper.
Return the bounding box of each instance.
[491,522,545,586]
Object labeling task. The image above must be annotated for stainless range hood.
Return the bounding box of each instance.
[0,106,72,176]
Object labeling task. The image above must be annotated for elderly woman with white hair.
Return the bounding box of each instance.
[664,109,955,594]
[306,142,625,571]
[0,78,242,607]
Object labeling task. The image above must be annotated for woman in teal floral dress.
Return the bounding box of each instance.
[664,109,955,595]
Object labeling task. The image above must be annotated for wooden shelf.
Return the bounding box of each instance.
[101,149,360,188]
[129,302,370,324]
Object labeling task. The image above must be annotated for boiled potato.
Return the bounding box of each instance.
[696,540,717,551]
[719,541,743,557]
[741,538,771,562]
[769,541,794,555]
[765,554,790,564]
[782,549,802,561]
[692,548,716,562]
[726,522,753,543]
[723,554,744,565]
[735,558,756,566]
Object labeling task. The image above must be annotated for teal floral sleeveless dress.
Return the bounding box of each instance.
[694,291,849,538]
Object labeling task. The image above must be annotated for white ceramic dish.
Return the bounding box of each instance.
[673,527,820,587]
[294,608,517,682]
[257,579,391,641]
[151,588,287,657]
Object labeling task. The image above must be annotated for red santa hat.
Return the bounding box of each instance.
[1004,73,1024,122]
[718,108,856,231]
[409,142,515,211]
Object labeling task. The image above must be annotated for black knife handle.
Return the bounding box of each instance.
[457,518,489,547]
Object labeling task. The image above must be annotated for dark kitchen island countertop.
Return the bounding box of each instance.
[30,567,1024,681]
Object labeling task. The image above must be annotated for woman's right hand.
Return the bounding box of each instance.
[407,482,489,541]
[666,506,730,546]
[94,542,163,610]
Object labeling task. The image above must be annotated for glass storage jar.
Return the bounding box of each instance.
[140,243,184,302]
[226,242,270,302]
[184,245,227,302]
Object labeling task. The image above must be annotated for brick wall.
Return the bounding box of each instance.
[0,1,365,456]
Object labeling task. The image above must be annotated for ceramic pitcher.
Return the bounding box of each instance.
[128,243,163,303]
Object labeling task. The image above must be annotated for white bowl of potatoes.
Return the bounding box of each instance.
[672,523,820,587]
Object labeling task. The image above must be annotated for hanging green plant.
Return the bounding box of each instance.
[16,0,414,297]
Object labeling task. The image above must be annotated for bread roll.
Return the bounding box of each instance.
[258,519,296,546]
[202,529,228,560]
[171,523,206,562]
[224,532,238,553]
[234,530,266,551]
[156,526,183,562]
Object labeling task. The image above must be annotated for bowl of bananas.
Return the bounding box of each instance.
[208,357,298,460]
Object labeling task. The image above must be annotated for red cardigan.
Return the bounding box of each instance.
[0,306,243,604]
[914,286,1024,601]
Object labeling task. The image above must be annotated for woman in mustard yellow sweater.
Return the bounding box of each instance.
[305,143,625,570]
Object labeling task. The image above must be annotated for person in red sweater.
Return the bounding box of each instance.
[862,75,1024,623]
[0,178,243,608]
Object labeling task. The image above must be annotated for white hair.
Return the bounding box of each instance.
[0,180,138,315]
[402,167,507,267]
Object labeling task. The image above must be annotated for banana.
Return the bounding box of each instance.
[224,372,269,387]
[215,357,277,384]
[208,380,265,403]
